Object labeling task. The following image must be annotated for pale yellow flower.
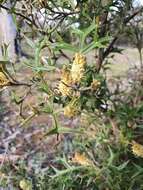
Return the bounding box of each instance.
[91,79,101,91]
[0,72,9,87]
[72,152,92,166]
[74,53,86,65]
[132,141,143,158]
[19,179,32,190]
[59,67,73,96]
[71,53,86,83]
[64,104,79,118]
[0,171,6,178]
[64,98,80,118]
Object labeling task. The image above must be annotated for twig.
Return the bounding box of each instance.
[104,7,143,58]
[97,6,143,72]
[0,4,34,25]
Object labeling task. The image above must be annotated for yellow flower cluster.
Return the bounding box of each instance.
[72,152,92,166]
[58,53,101,118]
[19,179,32,190]
[59,53,86,97]
[91,79,101,91]
[0,171,6,178]
[59,53,86,96]
[132,141,143,158]
[71,53,86,83]
[64,98,79,118]
[58,67,73,96]
[0,72,9,87]
[64,104,78,118]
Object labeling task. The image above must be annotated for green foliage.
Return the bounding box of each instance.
[0,0,143,190]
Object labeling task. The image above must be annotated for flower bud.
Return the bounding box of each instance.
[64,98,80,118]
[132,141,143,158]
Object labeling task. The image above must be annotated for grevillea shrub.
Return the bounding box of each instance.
[0,0,143,189]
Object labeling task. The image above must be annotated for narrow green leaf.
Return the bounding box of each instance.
[54,42,78,52]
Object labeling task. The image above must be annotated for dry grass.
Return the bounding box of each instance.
[108,47,141,77]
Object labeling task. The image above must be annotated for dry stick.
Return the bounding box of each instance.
[19,112,37,127]
[1,81,32,88]
[9,81,32,87]
[19,87,32,118]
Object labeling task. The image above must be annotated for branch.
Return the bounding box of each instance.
[0,4,34,25]
[103,35,118,59]
[124,7,143,24]
[103,6,143,60]
[45,4,79,16]
[0,3,77,36]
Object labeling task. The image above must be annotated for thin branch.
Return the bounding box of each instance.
[103,6,143,60]
[6,81,32,87]
[0,4,34,25]
[45,4,79,16]
[103,35,118,59]
[124,7,143,24]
